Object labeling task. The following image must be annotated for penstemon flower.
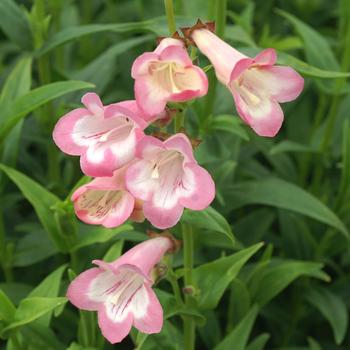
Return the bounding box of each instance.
[67,236,174,344]
[53,93,147,177]
[131,37,208,116]
[190,27,304,137]
[125,133,215,229]
[71,165,144,228]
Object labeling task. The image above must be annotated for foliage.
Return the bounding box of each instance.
[0,0,350,349]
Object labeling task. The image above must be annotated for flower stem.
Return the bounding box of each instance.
[182,223,195,350]
[164,0,176,34]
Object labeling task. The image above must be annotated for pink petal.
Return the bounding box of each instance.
[164,133,195,163]
[131,52,159,78]
[232,89,284,137]
[143,200,184,229]
[52,108,89,155]
[81,92,104,115]
[170,66,208,101]
[254,48,277,66]
[230,58,254,82]
[256,65,304,102]
[80,148,118,177]
[98,303,133,344]
[159,45,192,67]
[136,135,165,159]
[154,38,184,54]
[179,163,215,210]
[133,285,163,334]
[134,76,168,116]
[66,268,102,311]
[191,29,246,84]
[125,159,158,201]
[102,237,173,276]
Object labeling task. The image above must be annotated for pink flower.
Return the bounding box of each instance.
[67,236,173,344]
[125,133,215,229]
[53,93,147,177]
[191,29,304,137]
[71,165,144,228]
[131,38,208,116]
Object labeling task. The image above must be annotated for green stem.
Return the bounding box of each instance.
[174,109,185,132]
[182,223,195,350]
[164,0,176,34]
[167,269,184,305]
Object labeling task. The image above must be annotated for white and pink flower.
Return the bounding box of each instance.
[53,93,147,177]
[71,166,144,228]
[131,38,208,117]
[125,133,215,229]
[67,236,173,344]
[191,29,304,137]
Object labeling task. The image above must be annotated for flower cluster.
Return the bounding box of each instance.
[54,21,304,344]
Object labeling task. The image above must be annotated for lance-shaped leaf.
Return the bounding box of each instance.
[193,243,263,309]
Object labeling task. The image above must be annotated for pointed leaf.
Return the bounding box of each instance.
[193,243,263,309]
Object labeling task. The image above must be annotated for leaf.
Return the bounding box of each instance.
[226,177,348,236]
[269,141,317,155]
[0,56,32,106]
[246,333,271,350]
[67,342,97,350]
[210,114,250,141]
[1,297,67,336]
[0,283,32,305]
[71,223,133,251]
[70,35,153,94]
[253,260,329,306]
[305,287,348,344]
[276,10,340,71]
[13,230,58,267]
[0,289,16,325]
[193,243,263,309]
[0,164,68,251]
[37,22,155,56]
[0,56,32,182]
[0,0,32,50]
[307,337,322,350]
[0,80,94,141]
[277,51,350,79]
[103,240,125,262]
[214,305,259,350]
[27,264,67,327]
[182,206,235,247]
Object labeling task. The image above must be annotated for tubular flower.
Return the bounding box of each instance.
[125,133,215,229]
[191,29,304,137]
[71,165,144,228]
[67,236,173,344]
[131,38,208,116]
[53,93,147,177]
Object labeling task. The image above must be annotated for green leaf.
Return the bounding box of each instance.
[0,289,16,325]
[71,223,133,251]
[37,22,155,56]
[226,177,348,236]
[0,164,68,251]
[277,51,350,79]
[103,240,125,262]
[182,206,235,247]
[307,337,322,350]
[253,260,329,306]
[276,9,340,71]
[13,230,58,267]
[0,0,32,50]
[305,287,348,344]
[210,114,250,141]
[246,333,271,350]
[269,141,317,155]
[67,342,97,350]
[214,305,259,350]
[70,35,153,94]
[1,297,67,336]
[0,56,32,185]
[0,80,94,142]
[193,243,263,309]
[0,56,32,106]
